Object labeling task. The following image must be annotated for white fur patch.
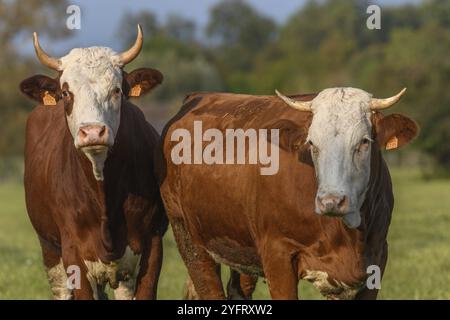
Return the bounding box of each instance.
[46,259,73,300]
[303,270,361,300]
[114,279,136,300]
[84,246,141,300]
[82,146,108,181]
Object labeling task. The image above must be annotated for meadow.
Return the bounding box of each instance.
[0,168,449,299]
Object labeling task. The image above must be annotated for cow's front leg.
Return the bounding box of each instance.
[260,240,299,300]
[354,287,379,299]
[134,232,163,300]
[40,239,73,300]
[355,243,388,300]
[61,241,94,300]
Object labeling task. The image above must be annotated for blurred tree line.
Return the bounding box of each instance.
[1,0,450,178]
[0,0,69,179]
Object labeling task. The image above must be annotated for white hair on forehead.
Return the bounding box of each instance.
[308,87,373,140]
[59,47,123,96]
[312,87,372,114]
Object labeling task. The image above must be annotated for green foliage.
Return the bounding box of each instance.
[2,0,450,173]
[245,0,450,171]
[206,0,277,91]
[206,0,276,51]
[0,0,69,162]
[117,11,160,45]
[120,13,224,108]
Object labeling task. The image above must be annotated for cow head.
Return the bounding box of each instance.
[276,87,418,228]
[20,25,163,180]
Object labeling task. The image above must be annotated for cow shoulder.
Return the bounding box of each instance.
[25,103,66,153]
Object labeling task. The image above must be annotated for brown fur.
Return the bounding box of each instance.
[24,96,167,299]
[159,92,418,300]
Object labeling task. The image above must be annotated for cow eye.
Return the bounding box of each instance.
[62,90,70,98]
[356,137,372,153]
[114,87,121,95]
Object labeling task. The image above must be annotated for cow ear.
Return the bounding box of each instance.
[265,119,309,152]
[20,75,60,106]
[123,68,163,98]
[374,113,419,150]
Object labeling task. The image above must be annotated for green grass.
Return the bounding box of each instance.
[0,168,449,299]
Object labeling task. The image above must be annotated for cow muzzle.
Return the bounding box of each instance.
[75,123,113,181]
[316,194,349,216]
[76,124,112,149]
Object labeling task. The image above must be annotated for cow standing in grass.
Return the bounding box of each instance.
[160,88,418,299]
[20,25,167,300]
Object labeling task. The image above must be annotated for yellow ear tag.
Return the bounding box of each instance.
[386,136,398,150]
[130,84,142,97]
[42,91,56,106]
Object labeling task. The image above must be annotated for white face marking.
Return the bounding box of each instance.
[307,88,373,228]
[59,47,123,180]
[60,47,123,145]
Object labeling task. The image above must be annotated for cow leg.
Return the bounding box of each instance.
[226,270,258,300]
[354,287,379,299]
[60,241,94,300]
[96,284,109,300]
[184,275,200,299]
[261,242,298,300]
[171,217,225,299]
[226,270,245,300]
[240,274,258,299]
[45,260,72,300]
[114,279,135,300]
[134,233,163,300]
[40,240,73,300]
[355,243,388,300]
[183,264,221,299]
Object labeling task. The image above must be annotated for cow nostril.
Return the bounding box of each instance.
[79,128,88,138]
[338,196,345,207]
[99,126,106,137]
[318,194,348,214]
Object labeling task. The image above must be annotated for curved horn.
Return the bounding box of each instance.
[33,32,60,70]
[371,88,407,110]
[119,24,143,65]
[275,89,312,112]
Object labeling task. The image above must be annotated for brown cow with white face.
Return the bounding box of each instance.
[275,87,410,228]
[20,25,167,299]
[159,87,418,300]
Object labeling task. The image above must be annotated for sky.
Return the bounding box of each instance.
[18,0,419,55]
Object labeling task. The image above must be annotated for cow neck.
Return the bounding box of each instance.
[69,147,115,255]
[64,104,131,258]
[70,102,130,190]
[360,143,388,237]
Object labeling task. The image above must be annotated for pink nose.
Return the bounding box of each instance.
[77,125,110,148]
[317,194,349,215]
